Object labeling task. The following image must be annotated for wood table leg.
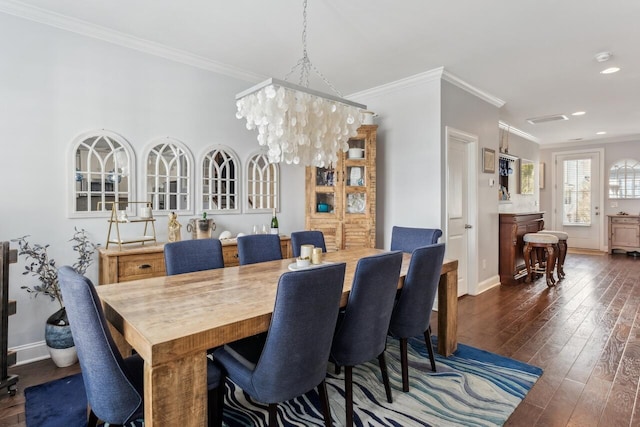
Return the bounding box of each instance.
[437,266,458,356]
[144,351,208,427]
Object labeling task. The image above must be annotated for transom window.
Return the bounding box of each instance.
[144,139,192,214]
[202,146,239,213]
[609,159,640,199]
[71,131,134,217]
[246,151,279,212]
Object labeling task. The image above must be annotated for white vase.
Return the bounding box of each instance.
[45,308,78,368]
[46,345,78,367]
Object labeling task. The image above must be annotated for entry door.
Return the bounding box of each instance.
[553,151,602,249]
[446,129,476,296]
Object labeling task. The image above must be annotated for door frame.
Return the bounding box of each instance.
[444,126,478,296]
[551,148,605,251]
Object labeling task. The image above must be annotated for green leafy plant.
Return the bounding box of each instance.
[13,228,98,309]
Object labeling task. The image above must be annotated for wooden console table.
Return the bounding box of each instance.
[98,236,292,284]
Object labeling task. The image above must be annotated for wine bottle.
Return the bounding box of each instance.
[270,208,279,235]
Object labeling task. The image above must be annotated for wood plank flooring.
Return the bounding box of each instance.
[0,251,638,426]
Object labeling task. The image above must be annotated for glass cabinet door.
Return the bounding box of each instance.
[344,137,368,216]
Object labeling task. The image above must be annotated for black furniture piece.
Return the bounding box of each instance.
[0,242,18,396]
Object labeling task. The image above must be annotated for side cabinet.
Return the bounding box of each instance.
[499,212,545,285]
[608,215,640,254]
[305,125,377,251]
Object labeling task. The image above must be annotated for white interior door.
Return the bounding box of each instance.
[446,128,477,296]
[553,150,603,250]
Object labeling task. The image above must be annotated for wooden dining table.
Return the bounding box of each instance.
[96,247,458,427]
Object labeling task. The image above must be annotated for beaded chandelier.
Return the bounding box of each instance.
[235,0,365,167]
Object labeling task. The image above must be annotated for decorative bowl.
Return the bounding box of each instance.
[296,258,310,268]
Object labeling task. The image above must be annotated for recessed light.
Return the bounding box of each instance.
[571,111,586,116]
[601,67,620,74]
[596,131,607,135]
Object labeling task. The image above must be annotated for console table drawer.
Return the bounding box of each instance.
[118,252,166,282]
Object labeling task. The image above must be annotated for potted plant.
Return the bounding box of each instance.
[13,228,98,367]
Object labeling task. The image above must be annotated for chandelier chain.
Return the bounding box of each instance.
[283,0,344,97]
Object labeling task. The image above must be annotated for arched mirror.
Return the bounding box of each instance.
[609,159,640,199]
[202,145,240,213]
[246,151,279,212]
[71,130,134,216]
[144,138,193,214]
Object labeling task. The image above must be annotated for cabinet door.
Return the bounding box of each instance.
[611,223,640,247]
[305,159,343,221]
[307,220,341,252]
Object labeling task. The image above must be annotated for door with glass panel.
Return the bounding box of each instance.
[553,151,602,250]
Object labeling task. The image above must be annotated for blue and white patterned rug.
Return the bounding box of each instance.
[224,336,542,426]
[25,336,542,427]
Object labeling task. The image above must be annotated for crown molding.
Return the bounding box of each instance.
[348,67,445,99]
[499,121,541,144]
[1,0,506,108]
[442,70,505,108]
[349,66,505,110]
[0,0,265,83]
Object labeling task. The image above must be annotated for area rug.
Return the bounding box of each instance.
[25,337,542,427]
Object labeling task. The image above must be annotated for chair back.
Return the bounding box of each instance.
[389,243,446,338]
[237,234,282,265]
[290,230,327,257]
[164,239,225,275]
[390,226,442,253]
[251,263,346,403]
[330,251,403,366]
[58,266,142,425]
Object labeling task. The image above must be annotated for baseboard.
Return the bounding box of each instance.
[475,275,501,294]
[10,340,50,366]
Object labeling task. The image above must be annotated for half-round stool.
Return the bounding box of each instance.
[523,233,559,287]
[539,230,568,279]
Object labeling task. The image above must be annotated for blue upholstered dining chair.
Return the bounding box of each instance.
[390,226,442,253]
[329,251,403,427]
[213,263,346,427]
[164,238,225,275]
[237,234,282,265]
[290,230,327,257]
[58,266,225,427]
[388,243,446,392]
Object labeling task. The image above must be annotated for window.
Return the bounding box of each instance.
[71,130,135,217]
[563,158,591,225]
[202,146,240,213]
[246,151,279,212]
[144,139,192,214]
[609,159,640,199]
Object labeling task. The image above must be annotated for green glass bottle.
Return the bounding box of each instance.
[270,208,279,235]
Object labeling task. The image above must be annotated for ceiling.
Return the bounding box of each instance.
[4,0,640,145]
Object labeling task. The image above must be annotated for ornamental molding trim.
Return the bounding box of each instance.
[0,0,264,83]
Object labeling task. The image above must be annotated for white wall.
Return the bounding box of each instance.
[441,81,501,290]
[0,13,305,362]
[351,74,443,249]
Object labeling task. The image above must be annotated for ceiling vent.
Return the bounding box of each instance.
[526,114,569,125]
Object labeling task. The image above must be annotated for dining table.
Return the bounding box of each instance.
[96,247,458,427]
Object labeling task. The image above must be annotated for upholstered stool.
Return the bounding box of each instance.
[539,230,568,279]
[523,233,559,287]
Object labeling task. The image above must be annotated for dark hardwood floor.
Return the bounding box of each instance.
[0,251,638,426]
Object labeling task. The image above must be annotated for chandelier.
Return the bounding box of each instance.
[235,0,366,167]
